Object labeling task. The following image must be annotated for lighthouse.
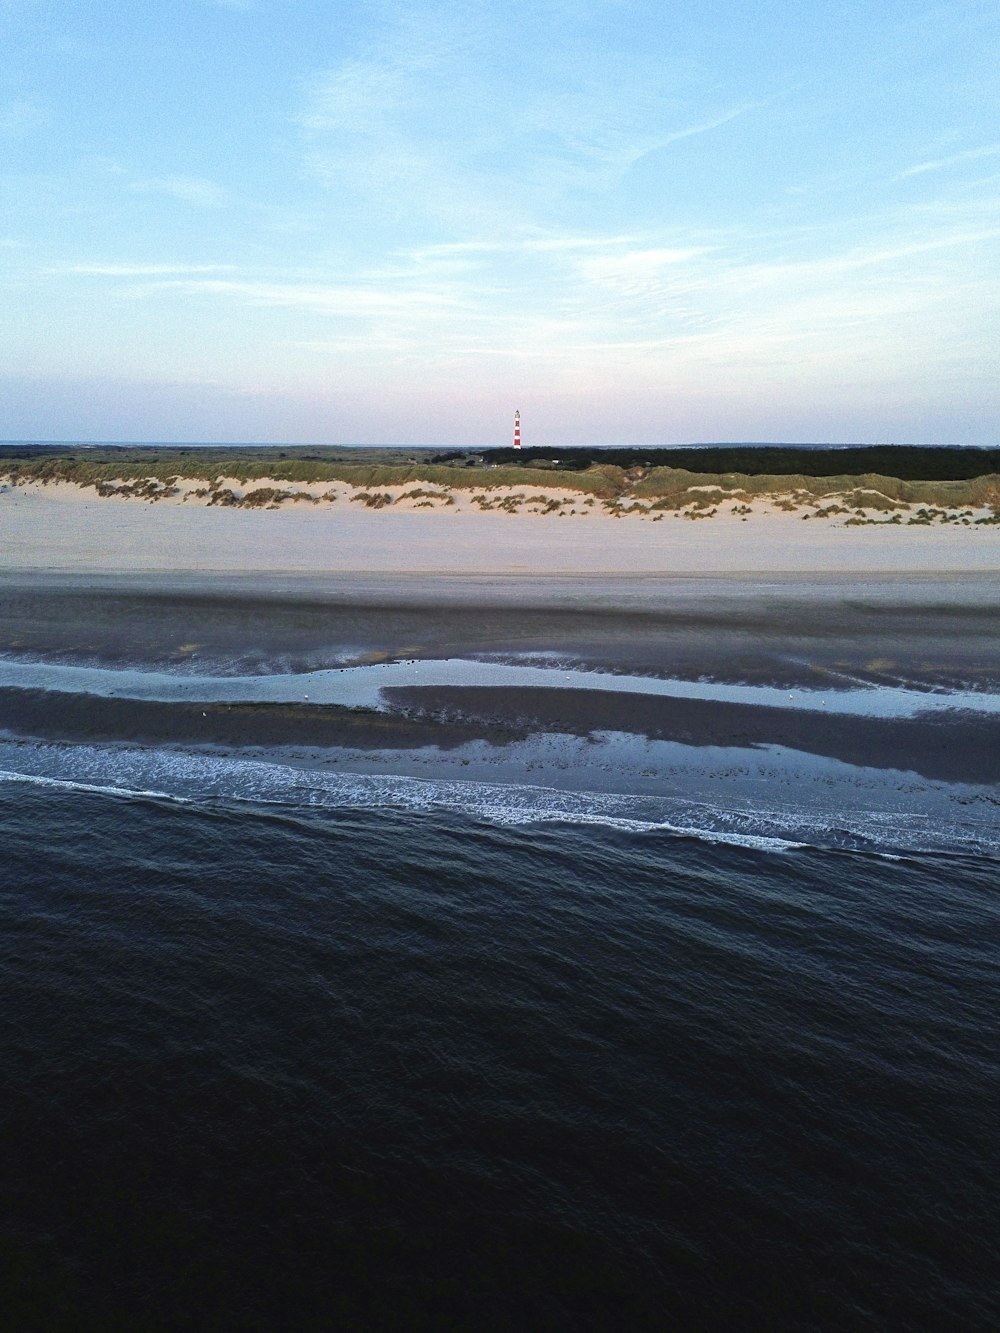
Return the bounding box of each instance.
[513,409,522,450]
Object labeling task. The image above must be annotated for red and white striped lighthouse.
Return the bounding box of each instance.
[513,409,522,450]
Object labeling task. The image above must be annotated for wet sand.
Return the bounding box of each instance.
[385,685,1000,785]
[0,570,998,782]
[2,682,998,786]
[3,571,998,672]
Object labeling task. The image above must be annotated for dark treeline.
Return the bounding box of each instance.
[466,445,1000,480]
[0,444,345,464]
[3,442,999,482]
[0,443,91,459]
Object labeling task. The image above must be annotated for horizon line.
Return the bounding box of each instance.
[0,439,985,451]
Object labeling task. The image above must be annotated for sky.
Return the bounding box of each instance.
[1,0,998,446]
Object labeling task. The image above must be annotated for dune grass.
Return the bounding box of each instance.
[3,446,998,515]
[631,466,1000,511]
[0,452,617,497]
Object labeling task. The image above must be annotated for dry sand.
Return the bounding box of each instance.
[0,480,997,575]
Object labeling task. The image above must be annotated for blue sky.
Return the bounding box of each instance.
[2,0,998,445]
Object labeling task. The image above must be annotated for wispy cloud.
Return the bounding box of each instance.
[297,6,767,238]
[56,263,238,276]
[64,208,995,389]
[895,144,1000,180]
[580,246,715,285]
[407,234,640,264]
[0,99,50,138]
[4,1,998,443]
[131,175,228,207]
[147,278,467,317]
[659,105,761,149]
[613,102,763,175]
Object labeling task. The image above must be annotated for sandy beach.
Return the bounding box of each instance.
[2,473,998,852]
[1,480,998,575]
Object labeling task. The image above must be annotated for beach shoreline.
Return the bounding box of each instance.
[2,488,997,854]
[1,570,998,838]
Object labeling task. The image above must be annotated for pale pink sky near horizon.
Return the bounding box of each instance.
[1,372,991,449]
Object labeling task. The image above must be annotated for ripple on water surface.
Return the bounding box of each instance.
[1,780,998,1327]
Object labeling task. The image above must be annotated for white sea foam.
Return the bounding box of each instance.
[0,755,802,852]
[0,738,995,858]
[0,766,189,805]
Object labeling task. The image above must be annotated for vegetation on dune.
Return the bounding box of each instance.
[1,444,998,518]
[94,476,180,501]
[630,466,1000,510]
[482,444,1000,482]
[0,450,616,497]
[396,488,455,505]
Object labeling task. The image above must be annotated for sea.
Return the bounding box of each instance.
[1,576,998,1330]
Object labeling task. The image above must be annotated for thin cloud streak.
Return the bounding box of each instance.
[637,102,765,157]
[151,278,469,315]
[131,176,228,207]
[60,217,996,383]
[56,263,239,276]
[296,7,773,239]
[895,144,1000,179]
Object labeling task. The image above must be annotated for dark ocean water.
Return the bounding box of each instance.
[3,781,998,1331]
